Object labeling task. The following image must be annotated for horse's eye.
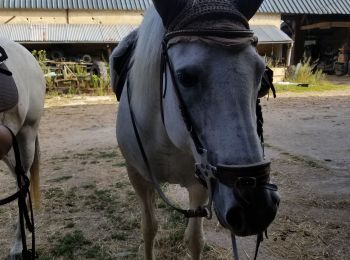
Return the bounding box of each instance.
[176,70,198,88]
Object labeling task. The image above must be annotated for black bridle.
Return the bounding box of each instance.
[127,28,277,260]
[161,28,275,207]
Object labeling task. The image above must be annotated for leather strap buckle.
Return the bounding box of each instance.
[237,177,257,188]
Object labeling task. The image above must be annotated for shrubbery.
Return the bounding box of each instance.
[285,58,326,85]
[32,50,111,96]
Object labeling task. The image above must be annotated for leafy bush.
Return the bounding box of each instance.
[32,49,111,95]
[91,74,110,96]
[285,58,326,85]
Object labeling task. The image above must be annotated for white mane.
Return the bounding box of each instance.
[130,7,165,109]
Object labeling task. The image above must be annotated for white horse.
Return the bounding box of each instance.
[111,0,279,259]
[0,37,45,259]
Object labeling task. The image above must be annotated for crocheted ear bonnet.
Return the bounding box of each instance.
[167,0,250,32]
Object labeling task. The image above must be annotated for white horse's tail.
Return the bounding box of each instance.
[30,136,40,208]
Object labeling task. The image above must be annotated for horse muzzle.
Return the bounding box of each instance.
[212,161,280,236]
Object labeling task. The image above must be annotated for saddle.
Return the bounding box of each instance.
[0,46,18,113]
[110,29,138,101]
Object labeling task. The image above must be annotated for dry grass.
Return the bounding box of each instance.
[0,147,230,259]
[1,99,349,259]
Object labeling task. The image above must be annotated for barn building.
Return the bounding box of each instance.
[259,0,350,75]
[0,0,293,67]
[1,0,348,75]
[0,0,147,62]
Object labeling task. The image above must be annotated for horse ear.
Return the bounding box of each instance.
[233,0,264,20]
[152,0,187,28]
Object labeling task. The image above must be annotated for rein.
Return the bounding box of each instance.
[0,130,36,257]
[127,79,209,218]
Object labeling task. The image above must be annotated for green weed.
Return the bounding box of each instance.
[275,83,350,93]
[49,175,72,182]
[51,230,91,258]
[285,58,325,85]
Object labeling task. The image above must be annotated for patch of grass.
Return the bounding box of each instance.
[69,149,123,167]
[114,182,127,189]
[285,58,325,85]
[112,231,128,241]
[74,152,94,160]
[42,230,113,260]
[49,175,72,182]
[98,150,118,159]
[44,187,65,200]
[279,151,325,169]
[90,160,99,164]
[275,82,350,93]
[84,245,113,260]
[164,208,187,245]
[82,183,96,190]
[65,222,75,229]
[156,198,167,209]
[266,144,326,169]
[112,162,126,167]
[156,200,188,258]
[51,155,70,161]
[51,230,91,258]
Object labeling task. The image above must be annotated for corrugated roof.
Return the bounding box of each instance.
[0,0,348,14]
[0,0,152,10]
[252,25,293,44]
[259,0,350,15]
[0,24,292,45]
[0,24,137,43]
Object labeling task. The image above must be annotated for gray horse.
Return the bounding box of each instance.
[0,38,45,259]
[111,0,279,259]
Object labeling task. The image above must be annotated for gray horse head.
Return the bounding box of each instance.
[153,0,279,236]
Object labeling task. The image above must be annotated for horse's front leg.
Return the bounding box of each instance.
[6,128,38,259]
[184,184,208,260]
[127,165,158,260]
[1,157,24,260]
[8,216,23,260]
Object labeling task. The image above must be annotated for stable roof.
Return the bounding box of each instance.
[259,0,350,15]
[0,24,292,44]
[0,0,152,10]
[0,24,137,43]
[252,25,293,44]
[0,0,349,14]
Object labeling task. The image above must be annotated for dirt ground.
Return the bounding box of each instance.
[0,90,349,259]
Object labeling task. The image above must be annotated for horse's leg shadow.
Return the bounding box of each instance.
[127,165,158,260]
[184,184,208,260]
